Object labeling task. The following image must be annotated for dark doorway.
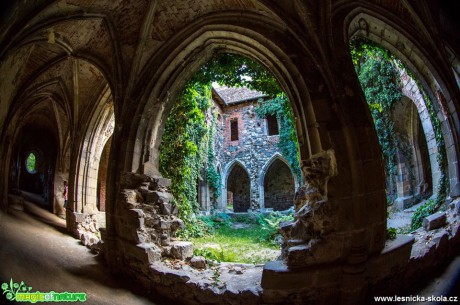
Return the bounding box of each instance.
[227,163,250,212]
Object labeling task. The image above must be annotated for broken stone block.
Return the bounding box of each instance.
[423,212,446,231]
[190,256,207,269]
[170,218,184,235]
[145,191,173,204]
[170,241,193,259]
[89,241,103,254]
[134,243,162,263]
[120,172,151,189]
[150,177,172,190]
[122,189,143,204]
[449,200,460,216]
[138,182,150,191]
[160,233,170,246]
[160,202,177,215]
[80,233,90,246]
[159,219,171,230]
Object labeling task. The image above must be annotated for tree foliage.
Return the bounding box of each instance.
[195,53,281,97]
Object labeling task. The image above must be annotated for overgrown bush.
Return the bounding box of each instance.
[194,245,238,263]
[410,198,439,231]
[386,227,397,240]
[257,211,294,244]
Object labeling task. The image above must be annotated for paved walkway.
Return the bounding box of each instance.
[0,201,173,305]
[387,201,425,230]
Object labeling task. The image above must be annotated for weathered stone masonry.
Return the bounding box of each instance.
[204,87,299,212]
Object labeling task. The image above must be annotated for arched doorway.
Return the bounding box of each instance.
[12,123,58,212]
[227,163,250,212]
[97,135,112,212]
[391,96,432,208]
[263,159,295,211]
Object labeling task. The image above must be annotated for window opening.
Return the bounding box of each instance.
[26,152,37,174]
[230,119,239,141]
[266,114,279,135]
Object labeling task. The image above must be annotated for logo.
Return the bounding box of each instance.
[2,279,86,303]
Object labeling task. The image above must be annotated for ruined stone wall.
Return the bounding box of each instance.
[264,160,295,211]
[210,100,296,211]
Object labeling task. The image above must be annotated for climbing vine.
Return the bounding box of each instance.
[206,111,221,203]
[350,37,403,200]
[351,36,449,230]
[254,94,302,181]
[409,86,448,231]
[160,80,211,230]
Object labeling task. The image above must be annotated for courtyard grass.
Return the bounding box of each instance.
[189,213,292,264]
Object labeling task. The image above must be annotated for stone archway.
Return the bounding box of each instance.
[346,11,460,196]
[97,135,112,212]
[74,85,114,215]
[225,161,251,212]
[259,153,298,211]
[391,96,432,208]
[15,125,58,211]
[115,7,388,276]
[263,158,295,211]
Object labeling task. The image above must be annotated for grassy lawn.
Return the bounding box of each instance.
[189,213,292,264]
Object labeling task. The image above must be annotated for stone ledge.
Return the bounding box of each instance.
[423,212,446,231]
[381,234,415,255]
[261,260,341,290]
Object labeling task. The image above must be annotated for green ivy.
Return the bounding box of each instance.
[206,111,221,203]
[194,53,281,96]
[386,227,397,240]
[254,94,302,181]
[351,37,449,230]
[350,37,403,197]
[160,80,212,229]
[410,198,438,231]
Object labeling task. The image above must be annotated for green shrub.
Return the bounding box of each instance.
[386,227,397,240]
[257,211,294,244]
[410,199,437,231]
[230,213,258,224]
[194,245,238,263]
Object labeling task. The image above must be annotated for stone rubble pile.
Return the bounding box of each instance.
[117,172,193,264]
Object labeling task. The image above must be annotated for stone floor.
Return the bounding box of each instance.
[387,200,425,230]
[0,201,173,305]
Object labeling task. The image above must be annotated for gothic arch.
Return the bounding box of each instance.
[74,85,114,214]
[221,160,251,211]
[110,7,390,264]
[391,96,433,206]
[124,12,322,178]
[399,74,440,195]
[0,77,70,212]
[258,153,298,210]
[345,10,460,196]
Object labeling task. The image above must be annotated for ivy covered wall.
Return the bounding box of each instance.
[159,54,302,235]
[350,37,448,230]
